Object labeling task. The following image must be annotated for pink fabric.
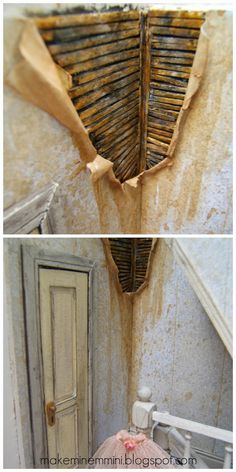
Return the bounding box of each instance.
[92,430,178,468]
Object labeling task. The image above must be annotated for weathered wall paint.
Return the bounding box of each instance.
[4,237,233,465]
[4,303,22,468]
[171,238,233,332]
[4,8,232,234]
[4,238,131,467]
[131,239,232,457]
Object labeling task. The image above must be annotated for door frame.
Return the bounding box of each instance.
[22,245,95,468]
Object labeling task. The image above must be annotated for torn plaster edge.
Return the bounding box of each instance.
[166,239,232,357]
[167,12,210,158]
[5,18,97,161]
[102,238,158,296]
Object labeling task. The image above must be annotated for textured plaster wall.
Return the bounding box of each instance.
[141,11,232,234]
[131,239,232,457]
[4,238,131,467]
[4,7,232,234]
[173,238,233,330]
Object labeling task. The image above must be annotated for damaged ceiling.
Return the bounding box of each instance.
[108,238,153,292]
[34,8,204,182]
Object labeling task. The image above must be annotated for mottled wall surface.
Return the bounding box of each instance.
[131,240,232,457]
[173,238,233,331]
[4,238,131,467]
[141,11,232,234]
[4,8,232,234]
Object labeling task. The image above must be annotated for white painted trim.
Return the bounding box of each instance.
[168,239,232,357]
[152,411,233,443]
[4,182,58,234]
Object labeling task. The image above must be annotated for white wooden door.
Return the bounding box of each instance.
[39,268,88,468]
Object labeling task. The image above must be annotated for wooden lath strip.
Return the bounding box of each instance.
[73,57,139,84]
[48,28,140,53]
[34,10,139,28]
[54,37,140,66]
[146,9,204,167]
[69,67,138,98]
[65,49,140,75]
[42,21,139,42]
[149,10,204,19]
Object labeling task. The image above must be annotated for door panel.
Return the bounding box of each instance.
[39,268,88,468]
[52,286,77,402]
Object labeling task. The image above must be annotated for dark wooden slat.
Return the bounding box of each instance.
[148,126,172,137]
[148,132,171,144]
[65,48,139,74]
[149,10,204,19]
[69,67,138,97]
[152,36,198,51]
[74,58,139,84]
[77,81,139,117]
[150,95,184,105]
[151,62,192,74]
[150,26,200,38]
[150,88,185,100]
[113,141,138,165]
[55,37,140,66]
[41,21,140,42]
[151,74,188,87]
[48,28,139,53]
[94,107,139,140]
[95,117,139,148]
[35,10,139,28]
[71,71,139,105]
[82,92,139,127]
[154,56,194,65]
[150,17,203,28]
[150,81,186,93]
[148,119,175,132]
[100,132,138,159]
[151,68,190,80]
[152,49,195,58]
[147,137,169,154]
[98,125,138,154]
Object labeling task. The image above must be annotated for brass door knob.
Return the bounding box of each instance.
[46,401,56,426]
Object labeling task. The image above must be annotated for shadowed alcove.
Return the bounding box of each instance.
[108,238,154,292]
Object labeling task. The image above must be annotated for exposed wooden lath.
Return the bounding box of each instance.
[146,10,204,169]
[108,238,153,293]
[34,9,204,182]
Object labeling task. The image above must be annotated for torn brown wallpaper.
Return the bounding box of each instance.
[4,6,232,234]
